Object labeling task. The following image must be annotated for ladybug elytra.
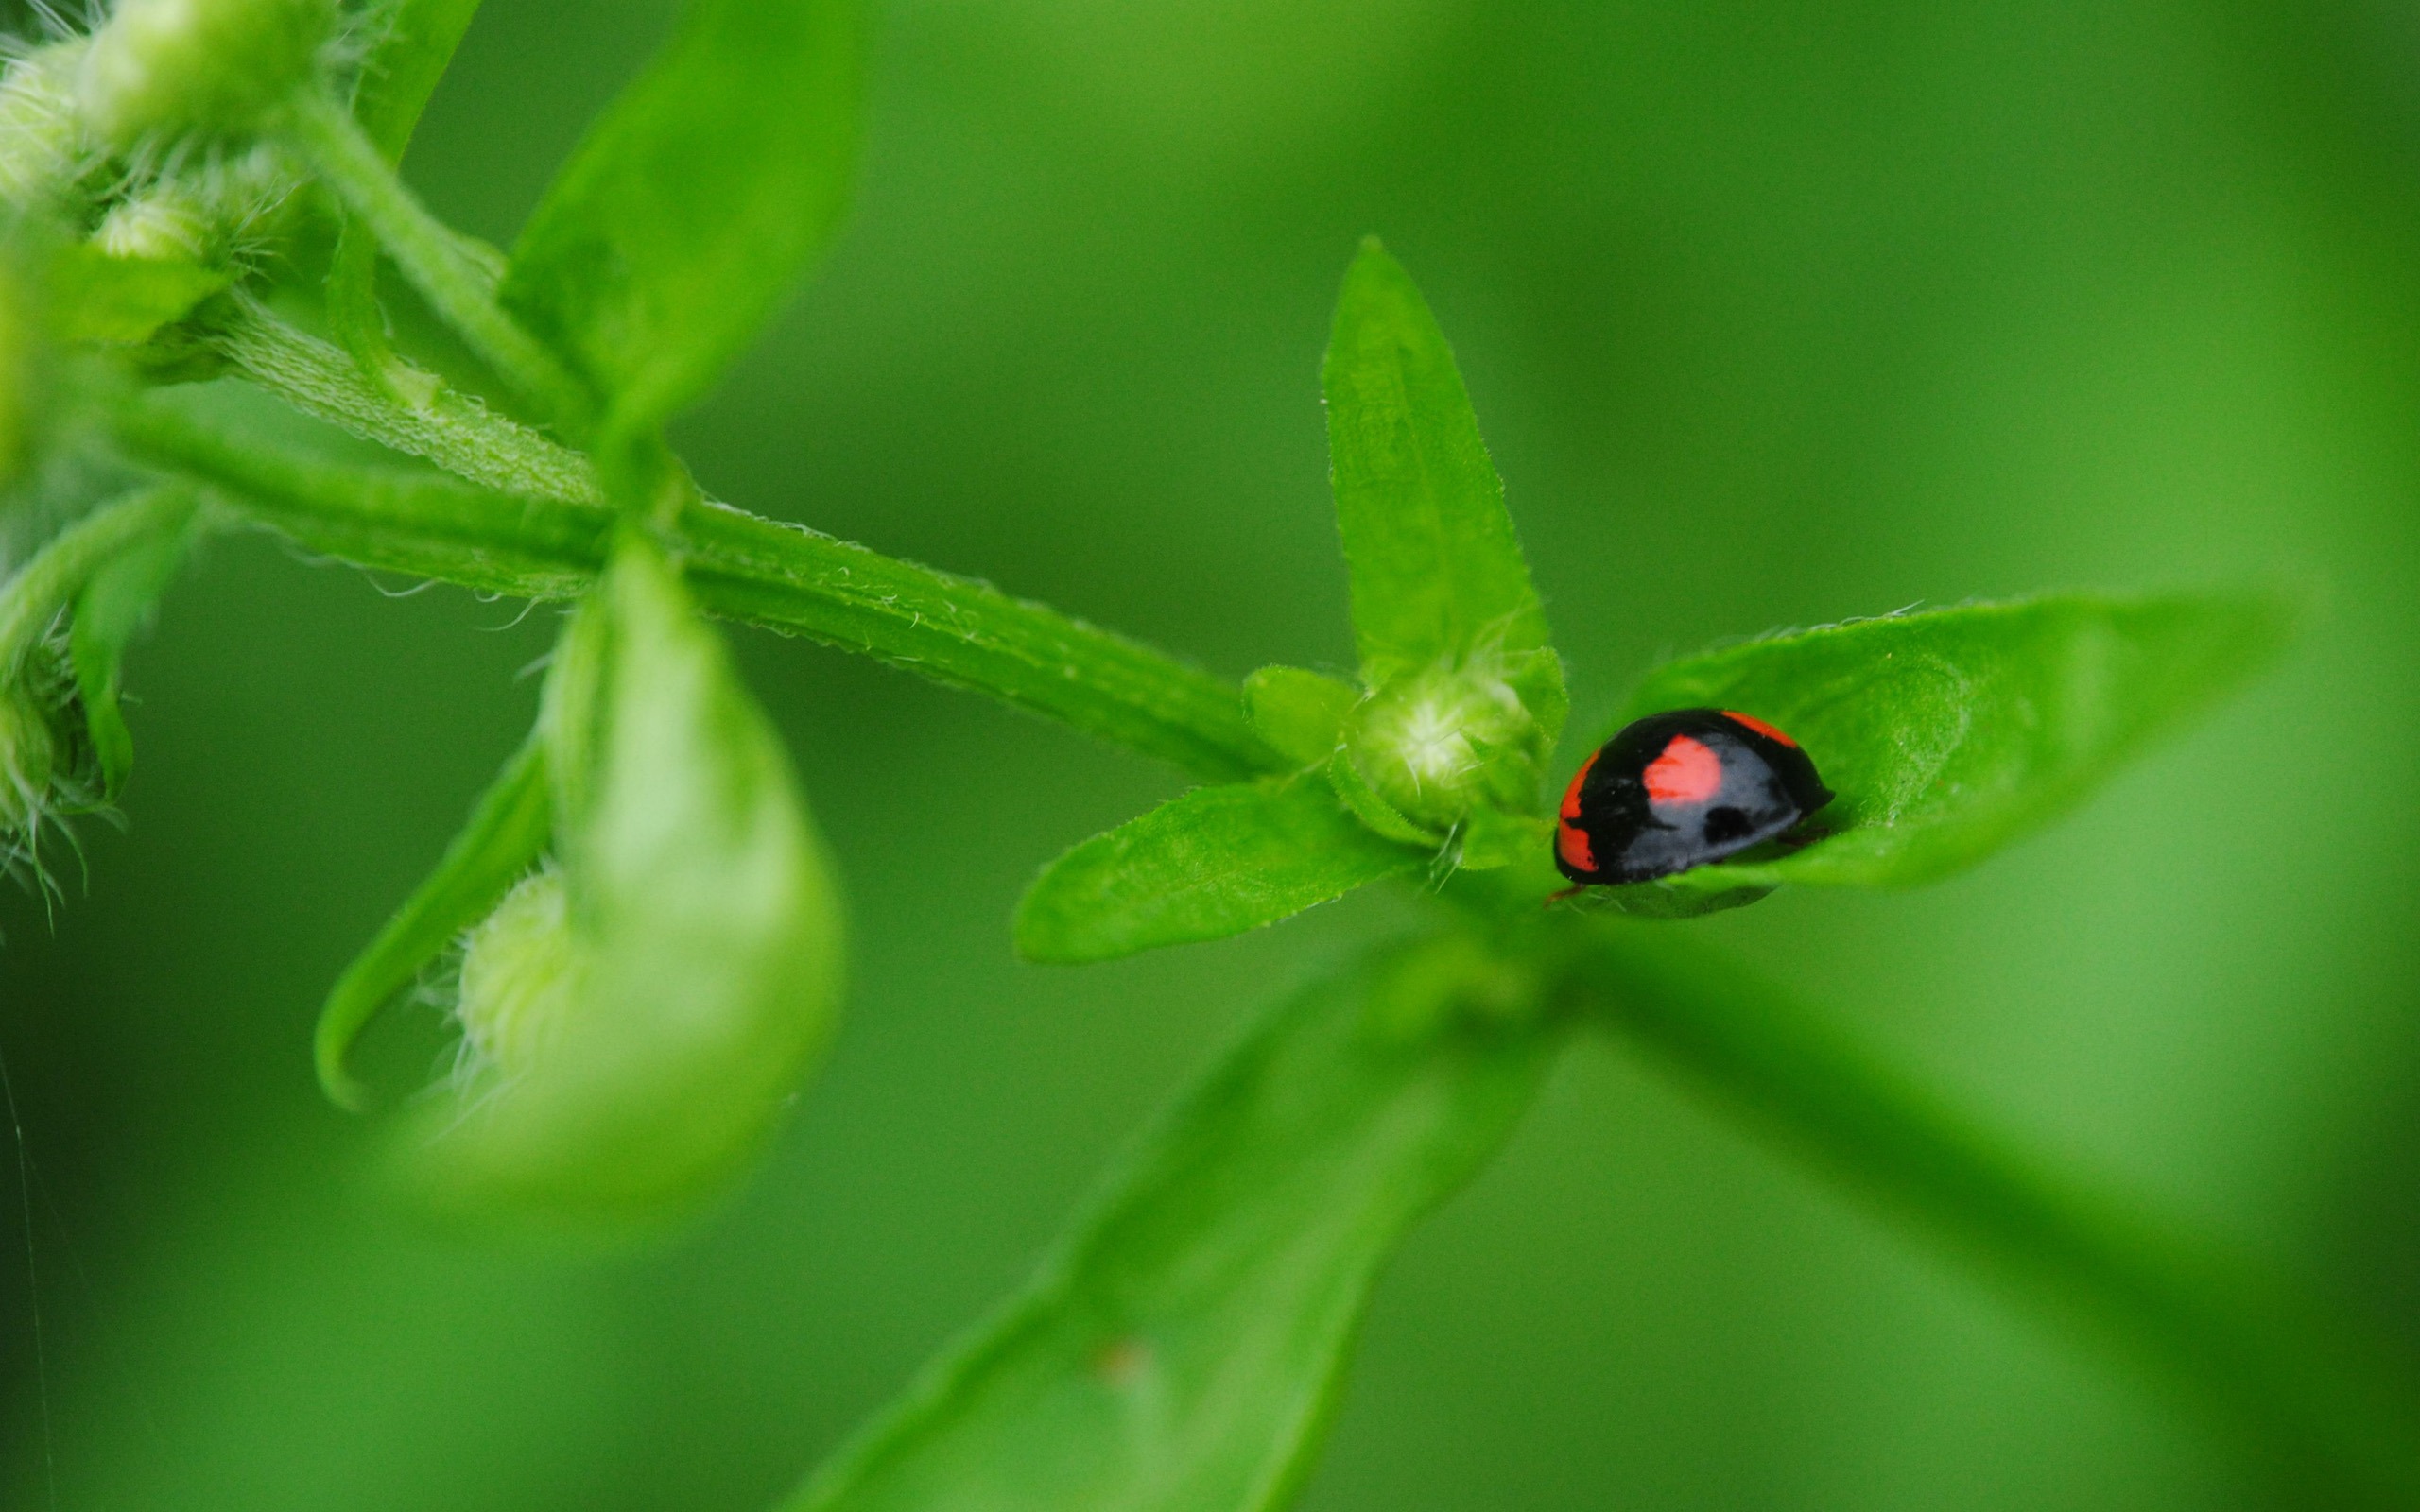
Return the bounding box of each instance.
[1554,709,1834,885]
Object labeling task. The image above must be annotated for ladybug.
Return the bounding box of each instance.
[1554,709,1834,885]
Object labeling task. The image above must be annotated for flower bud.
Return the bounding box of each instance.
[0,680,61,835]
[0,43,88,206]
[77,0,335,149]
[94,180,213,261]
[406,533,846,1227]
[1340,658,1548,834]
[454,870,576,1080]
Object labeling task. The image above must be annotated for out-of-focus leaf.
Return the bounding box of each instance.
[786,938,1556,1512]
[1242,664,1357,767]
[353,0,485,157]
[1015,776,1417,964]
[1611,592,2297,892]
[499,0,860,432]
[46,245,229,344]
[314,737,552,1112]
[1322,238,1551,688]
[68,509,192,798]
[406,532,845,1223]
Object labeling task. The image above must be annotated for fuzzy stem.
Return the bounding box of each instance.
[283,90,595,434]
[204,296,602,505]
[1562,926,2420,1508]
[112,397,1280,782]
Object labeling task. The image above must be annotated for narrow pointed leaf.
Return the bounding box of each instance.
[353,0,485,157]
[500,0,861,430]
[786,941,1555,1512]
[1015,777,1418,964]
[1612,591,2297,891]
[69,515,192,797]
[1322,239,1550,687]
[315,737,551,1110]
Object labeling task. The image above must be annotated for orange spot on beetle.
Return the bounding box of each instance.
[1556,820,1597,874]
[1644,734,1722,806]
[1559,750,1598,821]
[1722,711,1797,747]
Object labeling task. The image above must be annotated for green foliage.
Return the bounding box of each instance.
[44,244,229,345]
[1242,665,1357,767]
[500,0,860,438]
[402,533,845,1223]
[1599,593,2298,905]
[1015,777,1417,964]
[313,737,551,1110]
[68,508,190,796]
[786,938,1555,1512]
[1322,238,1552,688]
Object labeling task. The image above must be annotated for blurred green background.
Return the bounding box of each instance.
[8,0,2420,1505]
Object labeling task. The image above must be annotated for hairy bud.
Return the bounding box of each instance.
[1340,659,1548,835]
[77,0,335,149]
[0,43,88,206]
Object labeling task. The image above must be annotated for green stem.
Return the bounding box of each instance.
[205,296,601,505]
[1561,925,2420,1507]
[0,486,198,671]
[112,397,1280,782]
[283,90,595,435]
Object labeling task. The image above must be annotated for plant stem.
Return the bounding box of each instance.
[0,486,198,670]
[1560,925,2420,1507]
[205,297,602,505]
[283,90,595,435]
[111,397,1281,782]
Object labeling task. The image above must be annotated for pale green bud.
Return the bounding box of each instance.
[78,0,335,149]
[408,533,846,1227]
[455,870,576,1081]
[0,684,60,833]
[1340,659,1547,833]
[0,43,88,206]
[94,180,213,261]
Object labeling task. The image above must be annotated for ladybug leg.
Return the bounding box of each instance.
[1543,885,1587,908]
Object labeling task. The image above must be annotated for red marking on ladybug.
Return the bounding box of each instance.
[1643,734,1722,807]
[1559,749,1599,822]
[1721,710,1797,747]
[1551,708,1835,886]
[1556,819,1597,873]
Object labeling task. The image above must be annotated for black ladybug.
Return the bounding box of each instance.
[1554,709,1834,885]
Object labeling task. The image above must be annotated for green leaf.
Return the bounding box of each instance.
[68,515,191,798]
[499,0,861,432]
[45,245,229,345]
[786,938,1555,1512]
[1612,591,2298,891]
[1242,664,1357,767]
[1322,238,1551,688]
[314,736,551,1111]
[353,0,485,157]
[1015,777,1418,963]
[406,532,847,1223]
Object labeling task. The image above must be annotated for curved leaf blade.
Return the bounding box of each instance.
[786,941,1555,1512]
[499,0,861,430]
[1614,591,2297,889]
[1015,777,1418,964]
[69,510,192,797]
[1322,238,1550,687]
[353,0,486,158]
[314,737,551,1110]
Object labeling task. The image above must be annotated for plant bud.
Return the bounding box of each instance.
[454,870,576,1080]
[406,533,846,1226]
[94,180,213,261]
[77,0,335,149]
[0,682,60,835]
[0,43,88,205]
[1340,659,1549,835]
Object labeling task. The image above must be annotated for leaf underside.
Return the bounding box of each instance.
[786,943,1554,1512]
[1610,591,2297,892]
[1015,777,1420,964]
